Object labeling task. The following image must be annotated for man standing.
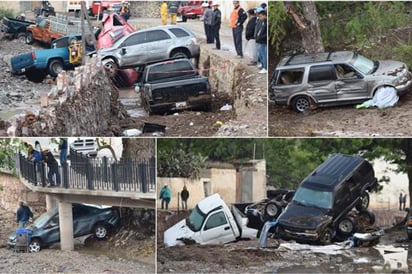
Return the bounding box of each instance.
[161,1,168,25]
[168,1,180,25]
[403,194,408,210]
[159,184,171,210]
[43,150,61,187]
[231,1,247,58]
[211,3,221,50]
[181,185,189,210]
[120,1,130,21]
[400,193,403,211]
[16,201,33,228]
[255,7,267,74]
[59,138,68,165]
[202,3,214,44]
[245,8,258,65]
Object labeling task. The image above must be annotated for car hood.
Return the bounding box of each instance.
[163,219,195,247]
[277,203,332,230]
[373,60,407,76]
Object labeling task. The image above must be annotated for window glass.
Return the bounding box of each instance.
[146,30,171,42]
[308,65,336,82]
[122,32,146,47]
[293,186,333,209]
[277,69,304,85]
[204,211,227,230]
[147,60,196,82]
[186,206,206,232]
[352,54,374,74]
[169,28,190,37]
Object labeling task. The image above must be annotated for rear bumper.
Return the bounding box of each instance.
[149,94,212,114]
[12,65,35,75]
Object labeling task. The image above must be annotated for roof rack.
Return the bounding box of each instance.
[283,51,335,66]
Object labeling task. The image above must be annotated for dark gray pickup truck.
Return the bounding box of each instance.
[137,59,212,114]
[1,16,35,39]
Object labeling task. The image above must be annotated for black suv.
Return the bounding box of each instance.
[276,154,378,245]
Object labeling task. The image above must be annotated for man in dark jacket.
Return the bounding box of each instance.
[231,1,247,58]
[202,3,214,44]
[168,1,180,25]
[180,185,189,210]
[43,150,61,187]
[245,8,258,65]
[16,201,33,227]
[211,3,222,49]
[255,8,267,73]
[59,138,68,165]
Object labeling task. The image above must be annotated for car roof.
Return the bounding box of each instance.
[197,193,225,214]
[278,51,355,67]
[300,154,366,191]
[136,25,194,35]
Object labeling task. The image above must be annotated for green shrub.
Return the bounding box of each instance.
[0,8,14,19]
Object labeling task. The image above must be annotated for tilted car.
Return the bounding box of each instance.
[269,51,412,112]
[276,154,378,245]
[7,204,120,252]
[98,25,200,75]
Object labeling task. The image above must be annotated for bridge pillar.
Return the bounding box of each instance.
[58,201,74,251]
[45,194,58,211]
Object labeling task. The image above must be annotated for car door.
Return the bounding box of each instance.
[145,29,173,62]
[334,64,369,101]
[307,64,337,103]
[41,214,60,245]
[72,204,94,237]
[271,68,306,103]
[199,210,237,245]
[119,31,147,67]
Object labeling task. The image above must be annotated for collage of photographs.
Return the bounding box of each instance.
[1,0,412,273]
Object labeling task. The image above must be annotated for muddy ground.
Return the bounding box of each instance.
[0,16,267,137]
[0,207,155,273]
[157,209,412,273]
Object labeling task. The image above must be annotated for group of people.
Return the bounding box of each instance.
[24,138,68,188]
[159,184,190,210]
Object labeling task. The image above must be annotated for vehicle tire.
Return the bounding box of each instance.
[356,192,370,211]
[171,50,190,59]
[25,70,46,83]
[337,216,356,236]
[28,238,42,253]
[291,96,310,113]
[102,58,118,78]
[17,32,26,43]
[25,32,34,44]
[319,228,333,245]
[408,232,412,240]
[358,210,375,225]
[48,59,64,78]
[264,202,281,220]
[94,223,108,239]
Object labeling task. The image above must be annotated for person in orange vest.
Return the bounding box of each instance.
[230,1,247,58]
[160,1,168,25]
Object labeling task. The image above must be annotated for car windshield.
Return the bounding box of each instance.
[32,212,54,229]
[352,53,375,74]
[293,187,333,209]
[185,206,206,232]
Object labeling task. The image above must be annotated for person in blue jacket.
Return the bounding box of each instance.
[160,184,171,209]
[16,201,33,227]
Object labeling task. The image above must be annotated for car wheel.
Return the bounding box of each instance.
[171,50,189,59]
[291,96,310,113]
[29,238,42,253]
[94,223,108,239]
[337,216,356,235]
[25,32,34,44]
[102,58,118,78]
[25,70,46,83]
[358,210,375,225]
[17,32,26,43]
[319,228,333,245]
[356,192,370,211]
[264,202,281,220]
[48,59,64,77]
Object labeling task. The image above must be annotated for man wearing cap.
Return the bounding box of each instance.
[211,3,222,49]
[231,1,247,58]
[255,7,267,73]
[202,3,214,44]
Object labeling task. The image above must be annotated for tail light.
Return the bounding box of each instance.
[407,219,412,226]
[31,52,36,60]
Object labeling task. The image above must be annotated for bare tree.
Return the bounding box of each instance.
[285,1,324,53]
[121,138,155,161]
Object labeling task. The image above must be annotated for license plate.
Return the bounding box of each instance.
[176,102,187,109]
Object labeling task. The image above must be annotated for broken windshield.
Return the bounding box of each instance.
[352,54,375,74]
[186,206,206,232]
[293,187,333,209]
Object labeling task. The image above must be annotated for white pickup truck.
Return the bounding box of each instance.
[164,194,258,247]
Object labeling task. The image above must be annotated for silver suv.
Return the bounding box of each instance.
[98,25,200,74]
[269,51,412,112]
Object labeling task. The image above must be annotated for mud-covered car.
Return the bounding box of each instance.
[276,154,378,245]
[269,51,412,112]
[7,204,120,252]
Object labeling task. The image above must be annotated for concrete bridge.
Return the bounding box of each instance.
[15,149,156,251]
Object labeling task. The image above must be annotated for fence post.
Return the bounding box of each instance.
[111,163,119,192]
[62,163,69,189]
[140,163,147,193]
[86,160,94,190]
[40,162,46,187]
[102,156,108,183]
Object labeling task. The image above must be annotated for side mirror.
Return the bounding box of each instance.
[121,48,126,55]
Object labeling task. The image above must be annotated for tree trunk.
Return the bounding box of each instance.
[285,1,324,53]
[121,138,155,161]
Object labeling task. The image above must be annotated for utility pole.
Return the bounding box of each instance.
[81,1,98,65]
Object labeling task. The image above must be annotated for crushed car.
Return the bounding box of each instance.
[164,193,258,247]
[269,51,412,112]
[7,203,120,252]
[136,58,212,114]
[274,153,378,245]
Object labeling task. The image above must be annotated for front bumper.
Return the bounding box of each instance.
[396,72,412,96]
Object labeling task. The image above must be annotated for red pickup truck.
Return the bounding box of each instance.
[89,0,122,18]
[178,1,212,22]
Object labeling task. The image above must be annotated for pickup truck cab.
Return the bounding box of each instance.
[89,0,122,18]
[1,17,35,39]
[25,17,63,45]
[178,1,212,22]
[164,193,257,247]
[137,59,212,114]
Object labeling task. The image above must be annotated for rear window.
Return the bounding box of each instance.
[308,64,336,82]
[276,69,304,85]
[169,28,190,37]
[147,61,196,82]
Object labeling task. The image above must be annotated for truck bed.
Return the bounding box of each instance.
[1,17,35,36]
